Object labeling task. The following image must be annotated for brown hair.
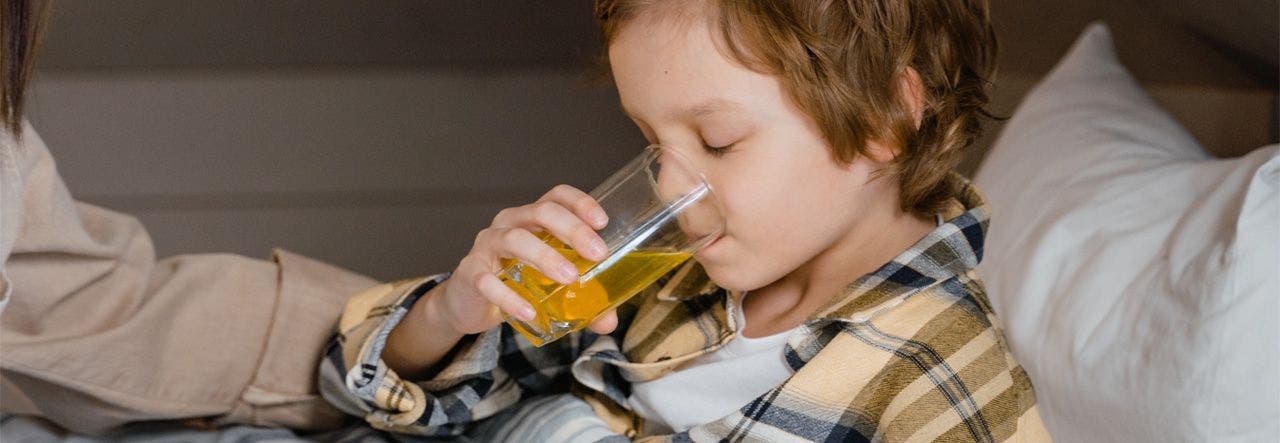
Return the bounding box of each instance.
[595,0,997,216]
[1,0,51,137]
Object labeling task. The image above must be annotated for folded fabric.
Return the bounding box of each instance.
[974,22,1279,442]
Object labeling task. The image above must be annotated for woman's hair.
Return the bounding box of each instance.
[1,0,51,137]
[595,0,997,216]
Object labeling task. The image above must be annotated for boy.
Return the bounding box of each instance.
[320,1,1049,441]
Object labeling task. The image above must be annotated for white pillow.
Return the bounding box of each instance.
[975,23,1279,442]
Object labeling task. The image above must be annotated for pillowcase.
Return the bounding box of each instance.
[974,23,1279,442]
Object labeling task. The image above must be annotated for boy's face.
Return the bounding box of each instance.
[609,15,902,292]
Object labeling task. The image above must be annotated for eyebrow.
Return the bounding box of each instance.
[672,99,745,120]
[621,98,746,122]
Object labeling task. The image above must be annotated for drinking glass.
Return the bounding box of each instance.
[501,145,724,346]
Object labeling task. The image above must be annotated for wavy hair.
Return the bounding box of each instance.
[595,0,997,216]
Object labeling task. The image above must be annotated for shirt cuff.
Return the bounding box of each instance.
[321,272,512,429]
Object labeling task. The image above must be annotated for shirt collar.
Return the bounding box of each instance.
[813,178,988,323]
[653,174,989,323]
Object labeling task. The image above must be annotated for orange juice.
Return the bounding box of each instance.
[501,239,691,346]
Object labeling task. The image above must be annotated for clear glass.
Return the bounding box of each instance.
[500,145,725,346]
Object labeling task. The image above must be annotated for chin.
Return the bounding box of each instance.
[695,239,766,292]
[697,260,758,293]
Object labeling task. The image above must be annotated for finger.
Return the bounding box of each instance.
[587,310,619,335]
[471,228,520,272]
[525,201,609,262]
[489,206,522,229]
[475,273,538,322]
[492,227,581,285]
[540,184,609,231]
[492,201,608,263]
[490,185,607,231]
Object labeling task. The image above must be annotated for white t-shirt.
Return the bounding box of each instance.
[626,297,799,434]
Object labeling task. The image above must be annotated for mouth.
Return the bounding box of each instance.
[695,234,723,258]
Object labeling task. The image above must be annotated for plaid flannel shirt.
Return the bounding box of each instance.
[319,178,1050,442]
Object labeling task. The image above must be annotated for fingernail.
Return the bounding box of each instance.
[559,263,580,282]
[591,209,608,228]
[590,241,608,260]
[519,304,537,321]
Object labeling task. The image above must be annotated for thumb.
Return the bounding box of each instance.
[587,310,619,335]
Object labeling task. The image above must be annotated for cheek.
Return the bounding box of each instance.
[716,158,854,257]
[704,187,830,291]
[718,171,832,256]
[723,159,845,235]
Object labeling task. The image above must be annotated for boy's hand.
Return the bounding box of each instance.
[435,184,618,336]
[386,185,618,378]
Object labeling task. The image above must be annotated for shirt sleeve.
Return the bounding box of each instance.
[318,275,585,436]
[0,122,380,435]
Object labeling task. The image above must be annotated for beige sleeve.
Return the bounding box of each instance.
[0,122,379,435]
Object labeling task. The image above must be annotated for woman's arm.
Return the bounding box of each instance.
[0,122,378,435]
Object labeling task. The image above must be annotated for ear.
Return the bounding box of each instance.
[863,68,926,164]
[898,67,925,130]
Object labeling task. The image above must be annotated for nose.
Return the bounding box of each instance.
[652,146,710,204]
[652,149,688,203]
[651,147,723,242]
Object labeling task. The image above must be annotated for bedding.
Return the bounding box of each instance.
[974,23,1279,442]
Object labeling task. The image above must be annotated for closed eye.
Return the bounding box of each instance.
[703,143,733,157]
